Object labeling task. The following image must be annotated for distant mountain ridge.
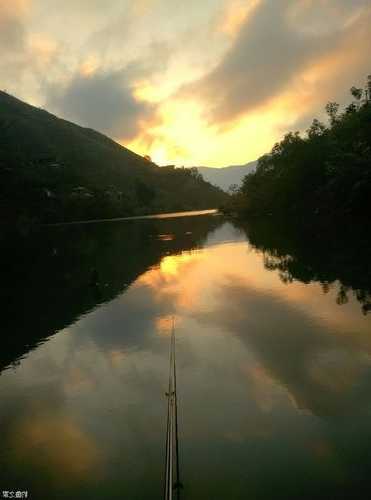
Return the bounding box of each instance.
[0,91,227,227]
[196,161,257,191]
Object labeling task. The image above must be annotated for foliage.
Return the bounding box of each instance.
[0,91,227,227]
[225,75,371,226]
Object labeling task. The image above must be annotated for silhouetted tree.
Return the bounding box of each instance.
[223,74,371,229]
[307,119,326,139]
[228,183,239,194]
[325,101,339,124]
[135,180,155,206]
[365,75,371,102]
[350,86,363,101]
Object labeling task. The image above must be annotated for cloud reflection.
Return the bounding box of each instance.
[11,413,102,483]
[2,220,371,498]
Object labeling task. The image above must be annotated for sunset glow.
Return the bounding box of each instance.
[2,0,370,166]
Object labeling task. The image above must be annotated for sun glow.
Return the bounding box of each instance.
[127,39,366,168]
[127,91,297,167]
[150,146,171,166]
[160,253,196,277]
[80,56,100,77]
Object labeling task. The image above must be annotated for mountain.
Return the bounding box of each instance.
[196,161,257,191]
[0,91,227,228]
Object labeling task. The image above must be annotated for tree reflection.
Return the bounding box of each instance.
[0,215,223,372]
[238,218,371,314]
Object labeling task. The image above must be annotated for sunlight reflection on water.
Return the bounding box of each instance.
[1,212,371,499]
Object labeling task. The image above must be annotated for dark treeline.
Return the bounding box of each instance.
[225,75,371,226]
[0,91,226,231]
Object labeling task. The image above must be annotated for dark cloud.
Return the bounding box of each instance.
[46,64,155,140]
[75,284,168,352]
[182,0,371,124]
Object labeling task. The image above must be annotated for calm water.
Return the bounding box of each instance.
[1,211,371,499]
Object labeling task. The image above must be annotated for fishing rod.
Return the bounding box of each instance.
[163,318,182,500]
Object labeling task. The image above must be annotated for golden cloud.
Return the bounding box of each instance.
[137,251,205,310]
[217,0,262,37]
[28,33,58,66]
[0,0,30,17]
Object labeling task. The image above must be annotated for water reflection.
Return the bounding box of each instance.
[0,214,223,371]
[1,214,371,499]
[240,217,371,314]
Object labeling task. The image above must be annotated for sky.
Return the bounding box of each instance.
[1,0,370,167]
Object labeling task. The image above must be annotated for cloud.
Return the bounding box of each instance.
[181,0,371,125]
[0,0,29,82]
[2,0,370,164]
[46,64,156,140]
[0,11,24,53]
[12,413,102,483]
[216,0,262,38]
[43,38,174,140]
[0,1,62,101]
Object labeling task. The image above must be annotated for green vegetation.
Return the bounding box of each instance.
[0,91,227,230]
[225,76,371,226]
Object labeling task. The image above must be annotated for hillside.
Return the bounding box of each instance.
[225,76,371,226]
[196,161,257,191]
[0,91,227,227]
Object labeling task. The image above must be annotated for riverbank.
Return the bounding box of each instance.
[224,77,371,230]
[43,208,220,226]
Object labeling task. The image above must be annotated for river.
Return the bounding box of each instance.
[1,210,371,499]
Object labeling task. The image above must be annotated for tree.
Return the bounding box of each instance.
[189,167,203,182]
[366,75,371,102]
[228,183,239,194]
[307,119,326,139]
[325,101,339,124]
[350,86,363,101]
[135,180,155,206]
[224,74,371,222]
[345,102,357,114]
